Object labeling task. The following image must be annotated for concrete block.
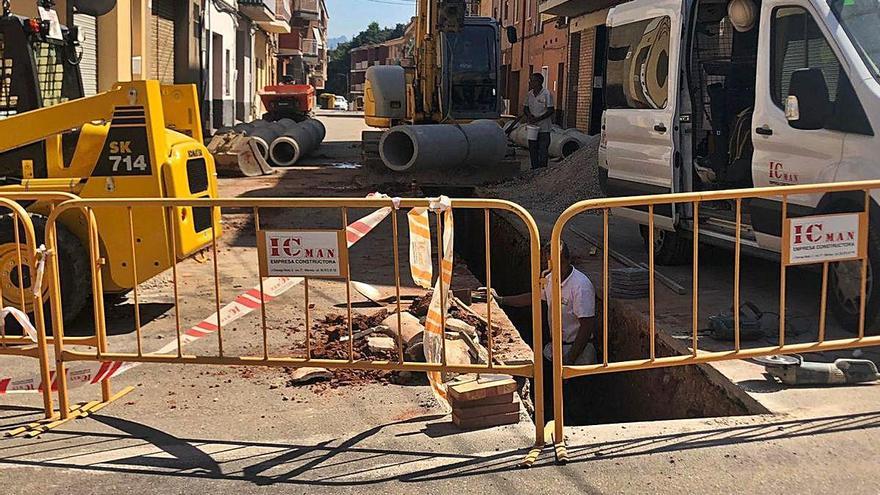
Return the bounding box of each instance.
[450,392,516,409]
[452,411,520,429]
[367,335,397,353]
[453,399,520,420]
[448,375,517,402]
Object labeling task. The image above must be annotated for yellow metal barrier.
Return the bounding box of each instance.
[549,180,880,462]
[45,196,547,460]
[0,192,130,436]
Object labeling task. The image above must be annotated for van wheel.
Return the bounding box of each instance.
[0,215,90,334]
[640,225,691,265]
[829,215,879,333]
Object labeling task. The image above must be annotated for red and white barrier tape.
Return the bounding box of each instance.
[0,200,394,395]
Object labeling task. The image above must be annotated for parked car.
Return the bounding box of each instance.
[334,95,349,110]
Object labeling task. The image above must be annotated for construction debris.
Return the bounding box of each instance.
[367,335,398,353]
[289,367,333,384]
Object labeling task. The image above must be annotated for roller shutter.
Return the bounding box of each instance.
[73,13,97,96]
[149,0,175,84]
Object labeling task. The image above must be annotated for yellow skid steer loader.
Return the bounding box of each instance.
[0,9,219,328]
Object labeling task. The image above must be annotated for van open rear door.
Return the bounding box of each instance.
[603,0,683,228]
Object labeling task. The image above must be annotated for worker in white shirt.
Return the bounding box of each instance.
[523,73,555,169]
[493,240,598,419]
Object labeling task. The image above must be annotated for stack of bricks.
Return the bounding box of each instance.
[449,375,521,429]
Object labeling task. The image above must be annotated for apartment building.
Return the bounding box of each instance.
[278,0,329,90]
[348,22,415,108]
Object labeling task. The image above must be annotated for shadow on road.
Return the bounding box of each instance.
[2,406,880,487]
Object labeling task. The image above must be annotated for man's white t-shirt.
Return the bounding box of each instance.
[541,267,596,363]
[525,87,555,132]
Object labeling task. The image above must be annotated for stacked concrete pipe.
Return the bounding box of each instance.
[378,120,506,172]
[246,118,297,162]
[268,118,327,167]
[507,122,590,158]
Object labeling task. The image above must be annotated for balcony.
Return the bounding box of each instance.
[538,0,608,17]
[293,0,320,21]
[301,39,319,57]
[240,0,275,21]
[255,0,292,33]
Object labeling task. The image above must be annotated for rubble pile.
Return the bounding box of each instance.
[286,292,515,390]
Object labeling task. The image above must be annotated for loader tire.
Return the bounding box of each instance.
[0,214,90,334]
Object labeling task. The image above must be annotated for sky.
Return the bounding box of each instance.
[325,0,416,40]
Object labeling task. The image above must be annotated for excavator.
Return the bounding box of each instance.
[0,1,219,328]
[362,0,518,172]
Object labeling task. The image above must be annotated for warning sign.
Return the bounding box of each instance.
[784,212,868,266]
[257,230,348,278]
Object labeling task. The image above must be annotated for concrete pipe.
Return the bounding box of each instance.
[249,119,298,161]
[379,120,506,172]
[549,130,585,158]
[268,119,326,167]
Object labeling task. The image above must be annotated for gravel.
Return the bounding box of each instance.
[489,134,603,216]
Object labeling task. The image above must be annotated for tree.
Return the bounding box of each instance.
[325,22,408,97]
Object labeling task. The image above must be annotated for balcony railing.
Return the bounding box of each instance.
[301,39,319,57]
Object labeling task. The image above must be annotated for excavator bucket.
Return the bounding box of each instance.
[207,132,275,177]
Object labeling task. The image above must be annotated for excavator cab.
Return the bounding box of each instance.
[440,18,503,121]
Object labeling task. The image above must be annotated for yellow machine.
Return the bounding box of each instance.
[363,0,515,128]
[0,11,219,324]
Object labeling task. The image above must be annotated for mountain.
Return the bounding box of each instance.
[327,36,348,50]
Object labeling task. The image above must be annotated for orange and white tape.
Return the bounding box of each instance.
[407,207,433,289]
[422,196,454,407]
[0,201,393,395]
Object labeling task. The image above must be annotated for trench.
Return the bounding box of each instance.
[444,189,765,426]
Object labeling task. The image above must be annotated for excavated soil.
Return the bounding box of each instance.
[489,135,602,216]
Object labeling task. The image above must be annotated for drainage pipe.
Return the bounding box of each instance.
[378,120,506,172]
[268,119,326,167]
[248,118,298,161]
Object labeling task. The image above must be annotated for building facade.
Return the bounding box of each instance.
[278,0,329,90]
[6,0,324,133]
[483,0,569,123]
[348,22,415,109]
[538,0,627,134]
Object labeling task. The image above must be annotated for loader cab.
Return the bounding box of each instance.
[440,17,503,120]
[0,13,84,179]
[0,14,84,117]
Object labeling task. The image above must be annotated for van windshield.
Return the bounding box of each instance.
[829,0,880,80]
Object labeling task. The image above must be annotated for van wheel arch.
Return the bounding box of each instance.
[818,194,880,333]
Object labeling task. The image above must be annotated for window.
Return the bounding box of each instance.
[605,16,671,110]
[771,7,840,106]
[771,6,872,134]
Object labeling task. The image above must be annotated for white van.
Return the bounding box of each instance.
[597,0,880,328]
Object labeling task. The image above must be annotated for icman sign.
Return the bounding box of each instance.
[257,230,348,278]
[784,212,868,266]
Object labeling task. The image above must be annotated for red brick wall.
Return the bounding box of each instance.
[576,27,596,132]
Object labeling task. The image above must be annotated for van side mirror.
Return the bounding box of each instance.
[787,68,831,130]
[506,26,518,44]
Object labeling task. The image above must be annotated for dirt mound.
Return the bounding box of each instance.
[490,134,603,216]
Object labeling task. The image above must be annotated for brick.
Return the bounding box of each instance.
[453,411,521,429]
[450,391,516,409]
[448,375,518,402]
[453,399,521,420]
